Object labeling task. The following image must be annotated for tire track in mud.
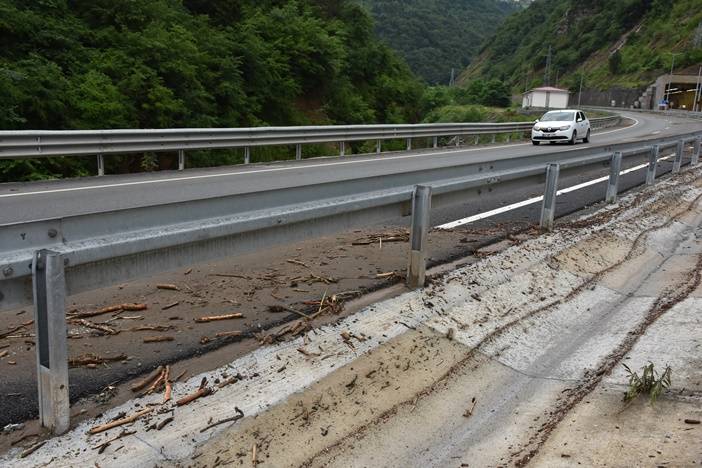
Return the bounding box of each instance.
[512,252,702,467]
[301,177,702,468]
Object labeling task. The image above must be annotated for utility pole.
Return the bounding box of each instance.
[544,45,552,86]
[577,73,584,107]
[665,53,679,106]
[449,68,455,87]
[694,66,702,113]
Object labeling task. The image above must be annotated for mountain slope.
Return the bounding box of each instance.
[461,0,702,91]
[0,0,423,180]
[358,0,522,84]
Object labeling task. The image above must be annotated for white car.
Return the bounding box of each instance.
[531,109,591,145]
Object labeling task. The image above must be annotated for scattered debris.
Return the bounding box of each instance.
[447,328,456,341]
[2,423,24,433]
[88,408,154,435]
[68,353,127,368]
[684,419,700,425]
[161,302,180,311]
[143,336,174,343]
[71,319,118,335]
[297,347,321,358]
[199,407,245,433]
[92,430,136,454]
[176,378,212,406]
[19,441,46,458]
[130,366,164,392]
[286,259,309,268]
[156,417,174,431]
[156,284,180,291]
[463,397,477,418]
[215,331,243,338]
[194,313,244,323]
[163,366,172,403]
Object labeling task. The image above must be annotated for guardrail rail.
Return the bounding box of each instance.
[0,120,700,436]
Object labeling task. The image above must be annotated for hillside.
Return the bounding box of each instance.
[461,0,702,92]
[357,0,522,84]
[0,0,423,180]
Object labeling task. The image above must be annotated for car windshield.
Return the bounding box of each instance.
[540,111,575,122]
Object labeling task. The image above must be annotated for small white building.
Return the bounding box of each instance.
[522,86,570,109]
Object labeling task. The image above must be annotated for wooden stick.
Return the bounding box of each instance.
[130,366,164,392]
[88,408,153,435]
[143,336,174,343]
[199,408,244,433]
[20,441,46,458]
[72,319,118,335]
[121,303,148,311]
[163,366,172,403]
[194,313,244,323]
[175,387,212,406]
[91,429,136,453]
[215,331,243,338]
[156,284,179,291]
[145,368,166,395]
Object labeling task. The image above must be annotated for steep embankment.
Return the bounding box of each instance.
[357,0,523,84]
[461,0,702,91]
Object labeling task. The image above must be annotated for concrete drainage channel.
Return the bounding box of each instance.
[4,154,702,466]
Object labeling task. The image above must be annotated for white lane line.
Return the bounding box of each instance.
[0,119,641,199]
[438,152,671,229]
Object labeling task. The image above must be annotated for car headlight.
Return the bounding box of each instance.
[559,125,571,131]
[533,125,540,131]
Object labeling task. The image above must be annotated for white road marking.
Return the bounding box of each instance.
[438,152,672,229]
[0,118,640,199]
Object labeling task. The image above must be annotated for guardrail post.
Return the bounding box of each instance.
[407,185,432,289]
[406,138,412,151]
[455,136,460,147]
[606,152,623,204]
[540,164,560,231]
[474,136,479,145]
[178,150,185,171]
[97,154,104,176]
[646,145,659,185]
[32,249,70,435]
[692,138,700,166]
[340,141,346,157]
[295,144,302,161]
[433,136,438,149]
[507,133,511,143]
[244,147,251,164]
[376,140,382,154]
[672,140,684,173]
[491,134,496,144]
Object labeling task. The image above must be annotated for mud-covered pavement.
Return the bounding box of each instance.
[3,152,701,467]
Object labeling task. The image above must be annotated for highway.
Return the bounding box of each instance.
[1,110,699,225]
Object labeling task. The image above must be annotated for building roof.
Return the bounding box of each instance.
[523,86,570,94]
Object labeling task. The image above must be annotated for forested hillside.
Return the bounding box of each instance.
[461,0,702,91]
[0,0,423,179]
[357,0,521,84]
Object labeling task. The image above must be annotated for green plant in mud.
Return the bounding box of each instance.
[622,362,672,404]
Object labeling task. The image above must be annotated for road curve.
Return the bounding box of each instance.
[0,110,699,224]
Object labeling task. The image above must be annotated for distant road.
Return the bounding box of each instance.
[0,111,698,225]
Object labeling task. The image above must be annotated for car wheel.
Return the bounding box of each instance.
[532,140,540,145]
[569,130,577,145]
[583,129,591,143]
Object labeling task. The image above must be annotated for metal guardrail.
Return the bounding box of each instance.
[1,125,700,435]
[584,105,702,120]
[0,116,621,175]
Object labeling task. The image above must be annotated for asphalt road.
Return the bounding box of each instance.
[0,111,699,224]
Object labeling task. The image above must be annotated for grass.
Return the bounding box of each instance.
[623,362,672,404]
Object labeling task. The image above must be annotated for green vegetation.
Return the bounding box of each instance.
[462,0,702,92]
[357,0,521,84]
[0,0,424,180]
[623,362,672,405]
[419,80,520,122]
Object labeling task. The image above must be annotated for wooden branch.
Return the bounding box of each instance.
[88,408,153,435]
[194,313,244,323]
